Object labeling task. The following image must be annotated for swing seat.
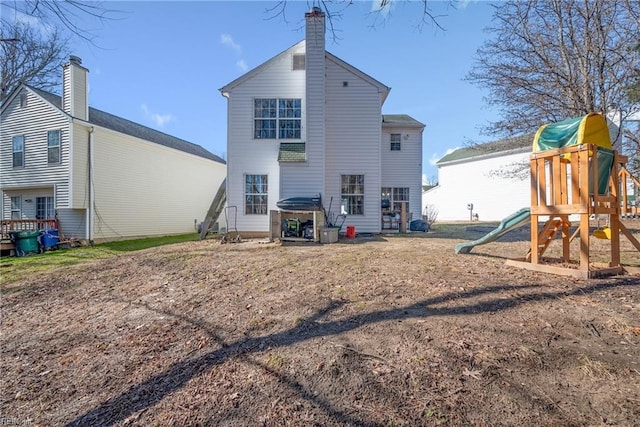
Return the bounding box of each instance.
[593,227,611,240]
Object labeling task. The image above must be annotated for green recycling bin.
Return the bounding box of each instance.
[11,230,41,256]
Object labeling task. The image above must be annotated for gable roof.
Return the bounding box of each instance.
[27,85,225,164]
[437,134,533,166]
[219,40,391,103]
[382,114,425,129]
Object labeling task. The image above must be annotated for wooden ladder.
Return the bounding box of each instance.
[526,219,565,261]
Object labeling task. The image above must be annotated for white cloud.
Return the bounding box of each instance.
[141,104,174,128]
[220,33,241,53]
[457,0,479,9]
[221,33,248,72]
[236,59,248,72]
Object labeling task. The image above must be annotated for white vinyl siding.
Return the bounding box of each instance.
[381,128,423,223]
[325,57,383,232]
[0,88,71,208]
[425,150,530,221]
[224,42,307,232]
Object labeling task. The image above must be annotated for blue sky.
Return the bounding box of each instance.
[24,1,500,182]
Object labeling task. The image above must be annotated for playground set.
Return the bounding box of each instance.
[456,113,640,279]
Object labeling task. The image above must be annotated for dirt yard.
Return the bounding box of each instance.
[1,223,640,426]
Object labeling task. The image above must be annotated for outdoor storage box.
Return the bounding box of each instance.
[320,227,339,244]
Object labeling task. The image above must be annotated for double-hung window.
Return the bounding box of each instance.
[254,98,301,139]
[381,187,409,212]
[10,196,21,220]
[36,196,55,219]
[341,175,364,215]
[245,174,268,215]
[47,130,61,164]
[12,136,24,167]
[390,133,402,151]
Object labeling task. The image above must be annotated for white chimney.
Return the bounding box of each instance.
[62,55,89,121]
[304,7,327,195]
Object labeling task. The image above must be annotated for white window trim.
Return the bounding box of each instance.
[12,135,25,168]
[47,129,61,164]
[253,98,302,140]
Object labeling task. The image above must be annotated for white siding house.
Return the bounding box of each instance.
[424,114,628,223]
[1,56,226,242]
[424,135,531,222]
[220,8,425,235]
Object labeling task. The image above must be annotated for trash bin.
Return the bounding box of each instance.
[11,230,41,256]
[320,227,339,244]
[345,225,356,239]
[41,229,59,250]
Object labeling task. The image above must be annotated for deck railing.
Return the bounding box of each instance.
[1,219,59,241]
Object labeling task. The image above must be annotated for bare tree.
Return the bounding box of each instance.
[1,21,68,101]
[1,0,120,44]
[466,0,640,141]
[265,0,450,41]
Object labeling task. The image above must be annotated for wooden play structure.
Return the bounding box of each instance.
[506,113,640,279]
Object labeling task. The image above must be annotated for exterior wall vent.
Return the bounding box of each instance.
[293,53,305,70]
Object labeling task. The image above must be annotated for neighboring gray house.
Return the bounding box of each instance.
[219,8,425,235]
[1,56,226,242]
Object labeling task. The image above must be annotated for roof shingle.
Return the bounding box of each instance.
[28,86,225,164]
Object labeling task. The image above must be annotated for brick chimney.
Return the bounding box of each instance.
[62,55,89,121]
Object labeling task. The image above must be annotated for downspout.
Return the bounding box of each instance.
[87,126,95,245]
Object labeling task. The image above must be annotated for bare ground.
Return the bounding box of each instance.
[1,223,640,427]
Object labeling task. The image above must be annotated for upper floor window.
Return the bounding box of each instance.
[245,174,268,215]
[47,130,61,164]
[341,175,364,215]
[254,98,301,140]
[36,196,55,219]
[12,136,24,168]
[10,196,21,220]
[390,133,402,151]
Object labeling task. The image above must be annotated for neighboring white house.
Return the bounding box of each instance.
[1,56,227,242]
[219,8,425,235]
[424,114,629,222]
[424,135,532,222]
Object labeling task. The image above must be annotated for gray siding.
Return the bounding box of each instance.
[0,88,71,210]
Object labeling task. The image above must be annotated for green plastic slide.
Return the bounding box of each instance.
[454,207,531,254]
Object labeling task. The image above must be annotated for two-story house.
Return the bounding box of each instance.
[1,56,226,243]
[219,8,425,235]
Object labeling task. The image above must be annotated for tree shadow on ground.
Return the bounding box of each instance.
[66,277,640,426]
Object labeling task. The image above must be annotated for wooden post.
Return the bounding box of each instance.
[561,214,570,263]
[399,202,407,233]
